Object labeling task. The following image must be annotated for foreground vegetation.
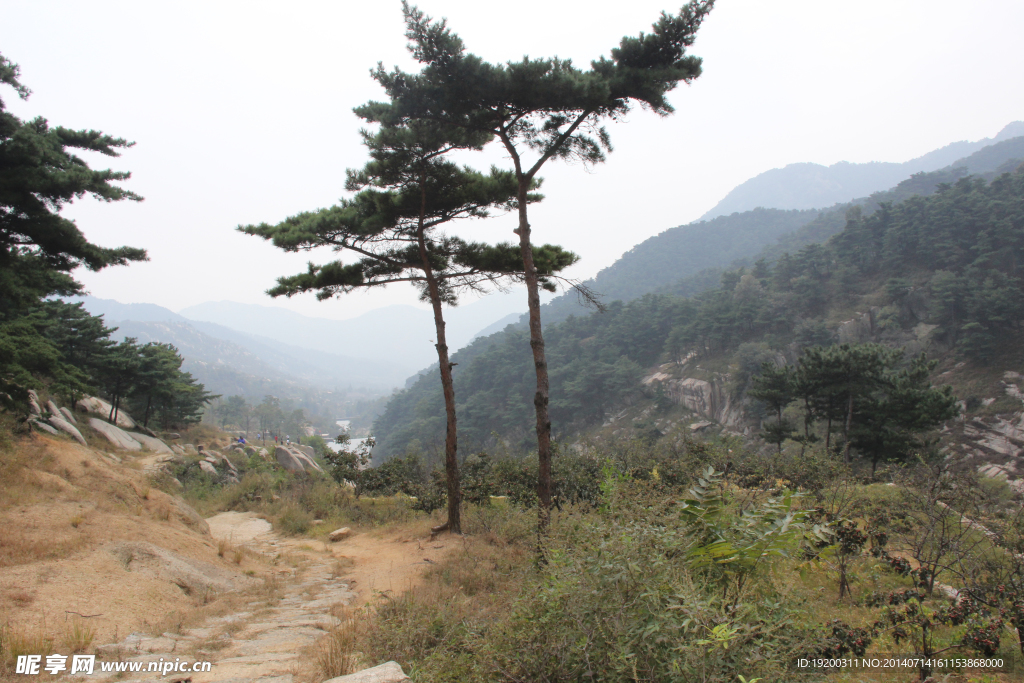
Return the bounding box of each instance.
[151,428,1024,682]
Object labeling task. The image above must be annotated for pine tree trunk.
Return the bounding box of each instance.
[416,180,461,535]
[842,393,854,463]
[515,178,553,534]
[776,406,784,454]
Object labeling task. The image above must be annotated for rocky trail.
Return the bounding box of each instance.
[87,512,453,683]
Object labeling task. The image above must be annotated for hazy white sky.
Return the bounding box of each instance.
[3,0,1022,321]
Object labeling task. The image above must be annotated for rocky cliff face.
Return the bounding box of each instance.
[642,368,752,433]
[953,371,1024,493]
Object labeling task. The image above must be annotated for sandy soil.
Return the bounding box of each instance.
[0,436,230,643]
[0,433,453,682]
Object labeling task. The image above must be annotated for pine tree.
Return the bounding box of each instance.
[0,53,145,410]
[379,0,716,532]
[241,109,576,534]
[748,362,795,453]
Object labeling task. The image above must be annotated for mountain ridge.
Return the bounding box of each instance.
[699,121,1024,220]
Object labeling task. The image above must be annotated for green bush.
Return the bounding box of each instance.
[276,503,313,536]
[366,467,824,682]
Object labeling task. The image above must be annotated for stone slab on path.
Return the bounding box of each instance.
[325,661,410,682]
[207,511,274,544]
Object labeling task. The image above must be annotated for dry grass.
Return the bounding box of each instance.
[330,557,355,579]
[61,616,96,653]
[312,609,365,682]
[0,616,95,676]
[0,622,56,675]
[0,526,85,567]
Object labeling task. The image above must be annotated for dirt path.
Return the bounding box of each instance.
[87,512,454,683]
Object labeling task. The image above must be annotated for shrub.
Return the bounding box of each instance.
[276,503,312,536]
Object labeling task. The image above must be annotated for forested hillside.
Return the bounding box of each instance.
[538,133,1024,326]
[374,164,1024,460]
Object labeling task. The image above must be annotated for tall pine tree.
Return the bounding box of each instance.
[241,109,575,534]
[377,1,716,532]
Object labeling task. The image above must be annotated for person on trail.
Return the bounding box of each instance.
[238,436,246,445]
[274,435,278,444]
[285,435,290,445]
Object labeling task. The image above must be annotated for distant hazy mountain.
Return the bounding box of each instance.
[72,295,415,393]
[470,311,523,340]
[72,297,188,323]
[699,122,1024,220]
[178,288,529,369]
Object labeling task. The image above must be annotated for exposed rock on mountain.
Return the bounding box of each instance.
[955,372,1024,493]
[130,432,174,454]
[88,418,142,451]
[275,445,323,474]
[642,367,749,431]
[47,414,87,445]
[77,396,137,429]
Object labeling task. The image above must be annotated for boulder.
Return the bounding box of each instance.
[27,390,42,416]
[172,498,209,534]
[46,399,62,417]
[108,541,232,592]
[183,444,197,455]
[328,527,352,542]
[48,415,88,446]
[296,444,316,458]
[170,445,185,455]
[88,418,142,451]
[166,432,181,440]
[76,396,137,429]
[59,407,78,424]
[199,461,218,476]
[31,420,60,436]
[258,447,270,460]
[836,307,882,345]
[292,448,324,473]
[275,446,306,473]
[129,433,174,454]
[324,661,410,683]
